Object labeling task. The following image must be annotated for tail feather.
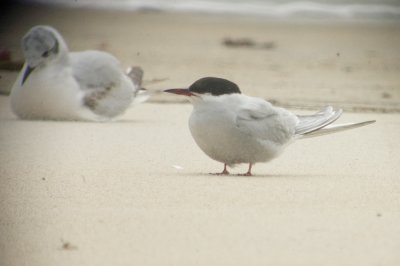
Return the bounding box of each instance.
[300,120,376,138]
[295,106,375,138]
[126,66,151,105]
[126,66,143,87]
[132,88,150,105]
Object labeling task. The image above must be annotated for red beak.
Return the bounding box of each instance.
[164,88,194,96]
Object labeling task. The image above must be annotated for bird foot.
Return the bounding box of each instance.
[210,164,230,175]
[237,172,252,176]
[210,170,230,176]
[237,163,253,176]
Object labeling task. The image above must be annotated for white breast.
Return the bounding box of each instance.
[10,63,89,120]
[188,94,297,166]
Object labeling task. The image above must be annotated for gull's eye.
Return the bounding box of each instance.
[42,50,49,57]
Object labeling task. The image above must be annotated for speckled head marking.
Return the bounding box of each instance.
[189,77,241,96]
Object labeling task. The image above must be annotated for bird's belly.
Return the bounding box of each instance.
[10,68,87,120]
[189,113,281,165]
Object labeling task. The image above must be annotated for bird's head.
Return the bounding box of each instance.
[164,77,241,98]
[21,25,66,85]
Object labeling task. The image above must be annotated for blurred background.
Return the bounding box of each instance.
[6,0,400,20]
[1,0,400,111]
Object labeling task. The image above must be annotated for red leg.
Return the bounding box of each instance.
[211,163,230,175]
[239,163,253,176]
[221,164,230,175]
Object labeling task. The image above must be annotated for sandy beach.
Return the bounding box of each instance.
[1,3,400,266]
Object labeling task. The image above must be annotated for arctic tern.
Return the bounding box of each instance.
[165,77,375,176]
[10,25,147,121]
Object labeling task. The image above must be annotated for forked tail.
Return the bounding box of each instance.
[295,106,375,138]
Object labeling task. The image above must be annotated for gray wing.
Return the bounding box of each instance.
[70,50,123,91]
[235,98,298,144]
[295,106,342,135]
[126,66,143,89]
[126,66,150,105]
[70,50,134,118]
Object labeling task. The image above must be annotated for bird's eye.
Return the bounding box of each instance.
[42,51,49,57]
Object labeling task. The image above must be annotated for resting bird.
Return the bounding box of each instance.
[165,77,375,176]
[10,25,146,121]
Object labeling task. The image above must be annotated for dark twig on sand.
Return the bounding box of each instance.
[222,37,276,50]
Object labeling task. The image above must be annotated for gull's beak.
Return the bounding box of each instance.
[21,65,35,85]
[164,88,195,96]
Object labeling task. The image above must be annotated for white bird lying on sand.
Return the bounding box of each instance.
[165,77,376,176]
[10,25,147,121]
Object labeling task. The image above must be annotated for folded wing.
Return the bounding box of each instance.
[295,106,342,135]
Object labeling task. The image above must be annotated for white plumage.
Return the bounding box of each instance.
[165,77,375,175]
[10,25,145,121]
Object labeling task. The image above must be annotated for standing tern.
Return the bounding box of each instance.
[10,25,146,121]
[165,77,375,176]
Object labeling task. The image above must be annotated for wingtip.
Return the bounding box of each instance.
[359,120,376,126]
[301,119,376,138]
[126,66,144,87]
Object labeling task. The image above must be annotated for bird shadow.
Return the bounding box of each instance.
[2,116,156,124]
[113,118,158,124]
[175,172,326,179]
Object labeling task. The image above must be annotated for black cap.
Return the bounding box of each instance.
[188,77,241,96]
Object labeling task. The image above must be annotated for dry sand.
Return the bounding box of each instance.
[1,4,400,266]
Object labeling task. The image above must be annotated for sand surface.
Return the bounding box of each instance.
[0,96,398,266]
[1,4,400,266]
